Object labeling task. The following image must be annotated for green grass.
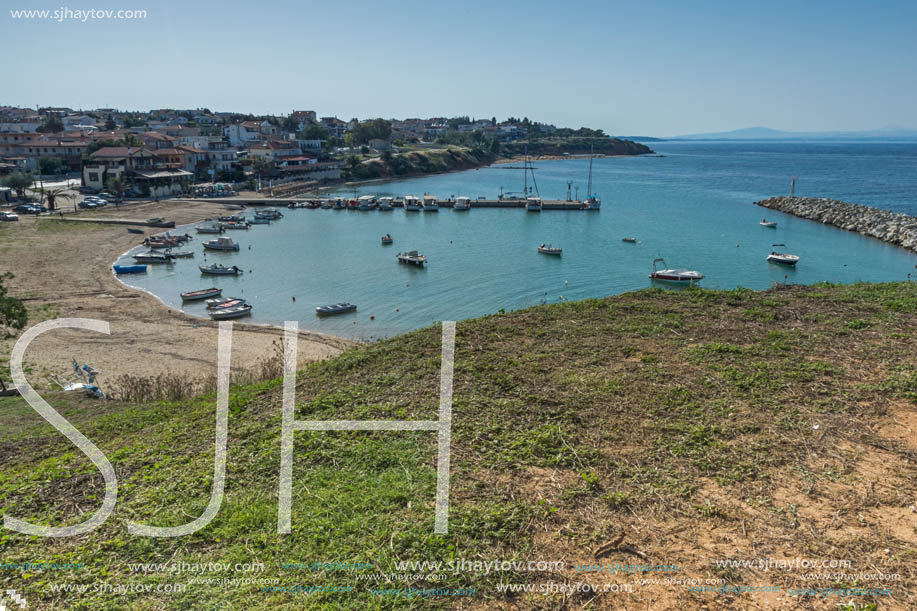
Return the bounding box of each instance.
[1,282,916,609]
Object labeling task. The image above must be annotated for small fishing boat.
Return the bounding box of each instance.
[133,252,173,264]
[422,195,439,212]
[249,217,271,224]
[255,208,283,219]
[760,219,778,228]
[454,196,471,211]
[649,258,704,283]
[767,244,799,266]
[315,303,357,316]
[223,221,251,230]
[582,148,601,210]
[127,228,145,235]
[404,195,422,211]
[622,237,637,243]
[381,234,393,245]
[526,197,543,212]
[163,249,194,258]
[378,197,393,211]
[145,238,182,249]
[538,244,562,255]
[333,198,346,210]
[158,232,192,242]
[200,263,243,275]
[320,200,333,209]
[358,195,375,210]
[196,223,224,234]
[210,304,253,320]
[180,287,223,301]
[113,264,147,274]
[202,237,240,251]
[397,250,427,266]
[147,217,176,228]
[206,297,246,310]
[218,214,246,223]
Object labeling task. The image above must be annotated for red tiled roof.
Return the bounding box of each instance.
[90,146,155,158]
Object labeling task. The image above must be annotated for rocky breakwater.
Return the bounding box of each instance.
[755,196,917,253]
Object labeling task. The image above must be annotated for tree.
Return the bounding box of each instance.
[347,155,360,170]
[106,175,127,200]
[42,186,71,211]
[0,272,27,336]
[104,115,117,130]
[1,172,34,199]
[36,114,64,133]
[381,150,393,163]
[490,138,501,154]
[251,157,272,176]
[38,156,65,176]
[298,124,329,140]
[281,115,299,132]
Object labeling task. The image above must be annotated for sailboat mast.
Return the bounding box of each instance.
[587,142,594,197]
[523,146,528,196]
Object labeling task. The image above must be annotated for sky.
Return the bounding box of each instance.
[4,0,916,136]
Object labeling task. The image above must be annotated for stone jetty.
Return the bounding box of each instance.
[755,196,917,253]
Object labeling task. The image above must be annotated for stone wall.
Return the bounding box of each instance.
[755,196,917,253]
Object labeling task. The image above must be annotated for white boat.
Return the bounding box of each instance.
[255,208,283,219]
[767,245,799,266]
[537,243,562,255]
[422,195,439,211]
[200,263,243,275]
[180,287,222,301]
[249,217,270,224]
[315,302,357,316]
[582,147,601,210]
[223,221,250,230]
[210,304,252,320]
[454,196,471,211]
[378,197,393,211]
[196,223,224,234]
[163,249,194,258]
[649,258,704,283]
[526,197,543,212]
[358,195,375,210]
[404,195,422,211]
[760,219,778,228]
[133,252,173,264]
[397,250,427,266]
[202,237,240,251]
[206,296,246,309]
[320,200,333,209]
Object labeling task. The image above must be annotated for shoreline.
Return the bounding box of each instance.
[1,200,352,389]
[756,196,917,254]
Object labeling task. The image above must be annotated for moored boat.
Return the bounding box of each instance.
[133,252,173,264]
[180,287,222,301]
[218,214,246,223]
[255,208,283,219]
[378,197,393,211]
[649,258,704,283]
[200,263,243,275]
[358,195,375,210]
[210,304,253,320]
[396,250,427,266]
[127,228,145,235]
[315,302,357,316]
[249,217,271,224]
[404,195,422,211]
[202,237,240,251]
[537,243,562,255]
[454,196,471,211]
[422,195,439,211]
[622,237,637,243]
[113,264,147,274]
[760,219,778,228]
[381,234,393,244]
[526,197,543,212]
[206,297,246,309]
[196,223,224,234]
[163,249,194,258]
[223,221,251,230]
[767,244,799,266]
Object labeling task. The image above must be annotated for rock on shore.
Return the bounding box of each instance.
[755,196,917,253]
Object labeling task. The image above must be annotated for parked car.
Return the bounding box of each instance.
[0,211,19,222]
[78,200,99,209]
[13,204,44,215]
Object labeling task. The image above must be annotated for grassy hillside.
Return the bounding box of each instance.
[347,147,496,180]
[1,283,916,609]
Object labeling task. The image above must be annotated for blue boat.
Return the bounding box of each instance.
[113,264,148,274]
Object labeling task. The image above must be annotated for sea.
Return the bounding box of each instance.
[115,141,917,340]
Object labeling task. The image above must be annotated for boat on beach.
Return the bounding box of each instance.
[181,287,223,301]
[210,304,253,320]
[147,217,176,228]
[218,214,246,223]
[202,237,240,251]
[649,258,704,283]
[145,238,182,249]
[163,249,194,258]
[223,221,251,230]
[200,263,243,275]
[315,302,357,316]
[454,196,471,211]
[127,228,145,235]
[397,250,427,266]
[767,244,799,266]
[760,219,778,228]
[113,264,147,274]
[381,234,393,244]
[538,244,562,255]
[255,208,283,219]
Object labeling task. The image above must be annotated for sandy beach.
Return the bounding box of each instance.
[0,199,350,392]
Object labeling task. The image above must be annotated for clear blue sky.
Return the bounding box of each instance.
[5,0,916,136]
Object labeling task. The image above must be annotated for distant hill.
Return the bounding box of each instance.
[673,126,917,141]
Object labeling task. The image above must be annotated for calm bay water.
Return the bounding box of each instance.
[116,142,917,340]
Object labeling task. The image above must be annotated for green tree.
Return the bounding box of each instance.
[36,114,64,133]
[38,156,65,175]
[106,175,128,200]
[0,272,27,336]
[41,186,71,211]
[381,150,393,163]
[298,124,329,140]
[1,171,34,199]
[347,155,360,170]
[104,115,117,130]
[251,157,272,176]
[490,138,501,155]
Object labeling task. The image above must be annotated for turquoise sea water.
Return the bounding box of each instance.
[116,142,917,340]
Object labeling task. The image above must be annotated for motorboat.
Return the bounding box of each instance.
[315,303,357,316]
[255,208,283,219]
[397,250,427,266]
[649,258,704,283]
[163,249,194,258]
[381,234,393,245]
[127,228,145,235]
[622,237,637,243]
[760,219,778,228]
[144,238,182,249]
[113,264,147,274]
[209,304,253,320]
[582,149,601,210]
[526,197,543,212]
[200,263,243,275]
[133,252,173,264]
[454,196,471,211]
[202,237,240,251]
[320,200,333,209]
[196,223,224,234]
[358,195,375,210]
[223,221,250,230]
[767,244,799,266]
[332,198,346,210]
[538,244,562,255]
[180,287,223,301]
[157,232,192,242]
[422,195,439,211]
[404,195,422,211]
[218,214,246,222]
[378,197,393,211]
[249,217,271,224]
[206,297,246,310]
